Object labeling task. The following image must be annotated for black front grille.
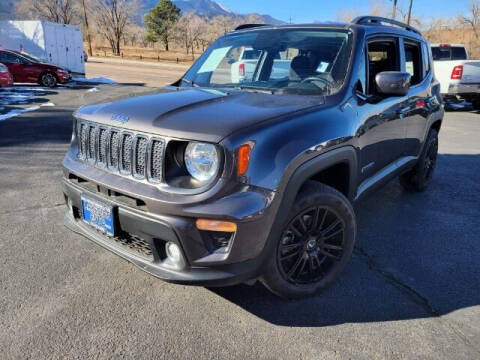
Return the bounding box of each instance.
[77,121,165,183]
[98,128,108,164]
[79,123,87,158]
[114,231,153,260]
[109,131,119,168]
[134,137,148,177]
[120,134,133,173]
[87,126,96,160]
[150,140,164,182]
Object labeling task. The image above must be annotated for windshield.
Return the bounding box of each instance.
[15,51,46,63]
[183,28,353,95]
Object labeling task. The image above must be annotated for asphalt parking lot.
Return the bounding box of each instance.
[0,83,479,359]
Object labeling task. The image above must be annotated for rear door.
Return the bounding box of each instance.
[401,39,432,157]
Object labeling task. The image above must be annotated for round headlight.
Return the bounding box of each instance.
[184,142,219,181]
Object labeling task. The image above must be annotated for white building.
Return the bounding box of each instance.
[0,20,85,74]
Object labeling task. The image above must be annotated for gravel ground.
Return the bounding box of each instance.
[0,84,479,359]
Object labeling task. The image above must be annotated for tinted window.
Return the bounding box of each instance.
[422,43,431,74]
[367,39,399,95]
[0,51,19,63]
[451,47,467,60]
[404,41,422,85]
[431,46,467,61]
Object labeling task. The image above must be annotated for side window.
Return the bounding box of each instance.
[367,39,399,95]
[421,43,431,75]
[0,52,17,64]
[403,41,423,85]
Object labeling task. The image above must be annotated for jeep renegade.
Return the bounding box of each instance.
[62,17,443,298]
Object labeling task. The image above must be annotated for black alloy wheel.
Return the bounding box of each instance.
[278,206,345,284]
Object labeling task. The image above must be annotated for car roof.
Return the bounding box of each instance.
[231,17,425,42]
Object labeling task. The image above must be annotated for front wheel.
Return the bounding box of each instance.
[40,72,57,87]
[261,182,356,299]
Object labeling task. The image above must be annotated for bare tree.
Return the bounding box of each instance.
[80,0,93,55]
[93,0,136,55]
[16,0,77,24]
[460,0,480,38]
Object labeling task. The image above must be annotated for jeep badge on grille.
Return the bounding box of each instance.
[111,113,129,123]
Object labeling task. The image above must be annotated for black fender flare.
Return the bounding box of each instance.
[254,146,358,276]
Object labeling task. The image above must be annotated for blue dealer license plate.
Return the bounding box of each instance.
[81,196,115,236]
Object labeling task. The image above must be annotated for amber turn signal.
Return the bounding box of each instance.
[196,219,237,232]
[237,144,251,175]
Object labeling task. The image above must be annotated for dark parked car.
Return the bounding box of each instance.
[0,62,13,86]
[0,49,71,87]
[62,17,443,298]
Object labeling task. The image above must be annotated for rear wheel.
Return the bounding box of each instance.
[40,72,57,87]
[400,129,438,192]
[261,182,356,299]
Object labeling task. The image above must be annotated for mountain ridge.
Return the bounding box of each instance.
[142,0,286,25]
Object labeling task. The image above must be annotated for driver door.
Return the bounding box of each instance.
[356,37,409,183]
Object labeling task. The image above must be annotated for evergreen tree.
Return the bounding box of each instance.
[144,0,181,51]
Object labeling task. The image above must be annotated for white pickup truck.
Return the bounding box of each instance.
[431,44,480,109]
[230,47,291,83]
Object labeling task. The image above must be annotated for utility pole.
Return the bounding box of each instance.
[81,0,93,56]
[407,0,413,25]
[392,0,397,20]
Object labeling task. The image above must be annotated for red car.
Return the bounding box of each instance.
[0,62,13,86]
[0,49,71,87]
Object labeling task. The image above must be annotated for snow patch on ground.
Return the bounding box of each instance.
[73,77,118,85]
[40,102,55,107]
[87,87,100,92]
[0,106,40,122]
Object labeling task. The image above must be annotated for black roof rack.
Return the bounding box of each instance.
[352,16,421,35]
[234,24,270,31]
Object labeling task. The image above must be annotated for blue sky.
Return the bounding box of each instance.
[218,0,473,23]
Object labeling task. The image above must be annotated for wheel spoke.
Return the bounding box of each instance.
[308,255,315,274]
[289,224,303,238]
[323,228,344,241]
[319,248,341,261]
[282,242,302,252]
[287,254,304,277]
[298,216,308,233]
[321,219,342,237]
[323,243,343,251]
[280,248,301,261]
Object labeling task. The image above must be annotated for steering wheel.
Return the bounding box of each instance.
[300,76,332,89]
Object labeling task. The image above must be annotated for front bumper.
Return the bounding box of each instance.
[61,165,278,286]
[57,72,72,83]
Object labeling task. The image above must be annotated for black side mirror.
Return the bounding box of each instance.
[375,71,411,97]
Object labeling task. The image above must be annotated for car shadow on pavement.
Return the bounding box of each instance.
[210,153,480,327]
[0,108,74,147]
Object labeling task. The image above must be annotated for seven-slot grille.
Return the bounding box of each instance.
[77,121,165,183]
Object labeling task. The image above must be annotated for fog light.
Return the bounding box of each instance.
[166,242,182,263]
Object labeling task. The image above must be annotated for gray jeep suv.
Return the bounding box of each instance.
[62,17,443,298]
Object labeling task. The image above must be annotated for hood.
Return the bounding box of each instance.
[75,87,324,142]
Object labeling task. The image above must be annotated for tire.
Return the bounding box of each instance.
[472,100,480,110]
[400,129,438,192]
[261,182,356,299]
[40,72,57,87]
